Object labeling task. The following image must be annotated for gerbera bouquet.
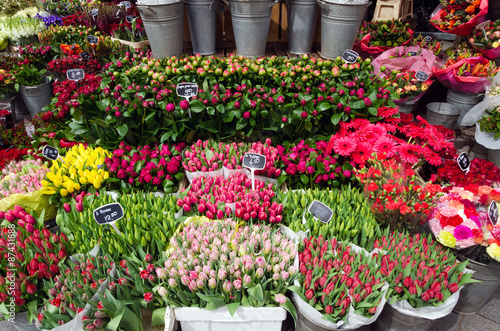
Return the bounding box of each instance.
[428,185,500,263]
[356,153,443,233]
[430,0,488,36]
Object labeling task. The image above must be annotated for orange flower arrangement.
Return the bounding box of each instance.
[431,0,485,32]
[60,43,82,56]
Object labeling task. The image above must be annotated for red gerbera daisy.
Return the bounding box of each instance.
[351,142,372,165]
[374,136,397,158]
[397,143,423,164]
[377,106,399,118]
[332,135,357,156]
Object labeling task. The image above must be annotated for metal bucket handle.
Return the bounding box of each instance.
[137,6,156,17]
[222,0,277,6]
[317,0,329,12]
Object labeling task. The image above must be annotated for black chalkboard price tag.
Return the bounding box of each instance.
[126,15,135,23]
[407,51,418,56]
[308,200,333,224]
[489,201,499,226]
[342,49,359,64]
[243,152,266,170]
[176,83,198,98]
[87,35,99,45]
[91,8,98,17]
[415,70,429,82]
[42,145,59,161]
[425,35,432,43]
[457,152,471,174]
[80,51,90,60]
[93,203,124,235]
[67,69,85,81]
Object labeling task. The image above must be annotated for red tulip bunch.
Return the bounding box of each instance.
[178,172,283,223]
[296,236,386,323]
[0,206,67,314]
[373,232,475,308]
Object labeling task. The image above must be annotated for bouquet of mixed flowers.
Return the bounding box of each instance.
[39,25,96,53]
[410,34,443,56]
[355,19,413,55]
[386,69,434,104]
[430,0,488,36]
[477,104,500,139]
[428,185,500,263]
[356,153,443,233]
[155,218,297,316]
[37,0,81,17]
[469,19,500,59]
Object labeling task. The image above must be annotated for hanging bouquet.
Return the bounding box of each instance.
[428,185,500,263]
[477,104,500,138]
[430,0,488,36]
[155,218,298,316]
[356,154,443,233]
[41,144,110,201]
[104,142,184,193]
[373,232,476,309]
[277,187,382,250]
[354,19,413,55]
[0,206,67,320]
[292,236,386,328]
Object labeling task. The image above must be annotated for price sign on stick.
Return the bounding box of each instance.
[407,51,418,56]
[25,120,35,139]
[243,152,266,191]
[80,52,90,60]
[67,69,85,82]
[42,145,59,161]
[489,201,499,226]
[457,152,471,175]
[176,83,198,118]
[91,8,98,20]
[93,203,124,235]
[119,1,131,9]
[425,35,432,43]
[87,35,99,45]
[308,200,333,224]
[476,20,491,39]
[415,71,430,82]
[342,49,359,64]
[126,15,135,23]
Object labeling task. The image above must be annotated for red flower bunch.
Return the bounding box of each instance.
[280,140,346,189]
[47,54,102,75]
[105,142,184,193]
[437,158,500,187]
[49,73,102,120]
[178,172,283,223]
[373,232,476,308]
[0,206,68,313]
[0,148,29,171]
[18,44,54,69]
[356,153,443,232]
[296,236,386,324]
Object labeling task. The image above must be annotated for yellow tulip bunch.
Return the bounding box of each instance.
[42,144,111,197]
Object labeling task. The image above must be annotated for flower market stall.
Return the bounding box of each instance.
[1,1,500,331]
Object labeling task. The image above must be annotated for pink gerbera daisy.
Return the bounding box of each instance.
[332,135,357,156]
[374,136,397,158]
[377,106,399,118]
[351,142,372,165]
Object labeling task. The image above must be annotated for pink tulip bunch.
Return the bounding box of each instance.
[297,236,385,323]
[178,172,283,223]
[155,219,297,309]
[373,232,475,308]
[105,141,185,193]
[0,206,67,313]
[0,159,48,199]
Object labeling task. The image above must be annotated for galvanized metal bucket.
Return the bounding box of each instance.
[225,0,278,58]
[286,0,319,55]
[185,0,218,55]
[426,102,460,129]
[446,88,484,127]
[453,259,500,315]
[374,304,434,331]
[136,0,184,58]
[317,0,369,59]
[19,76,53,118]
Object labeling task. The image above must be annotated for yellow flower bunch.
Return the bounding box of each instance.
[486,243,500,262]
[42,144,111,196]
[438,231,456,249]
